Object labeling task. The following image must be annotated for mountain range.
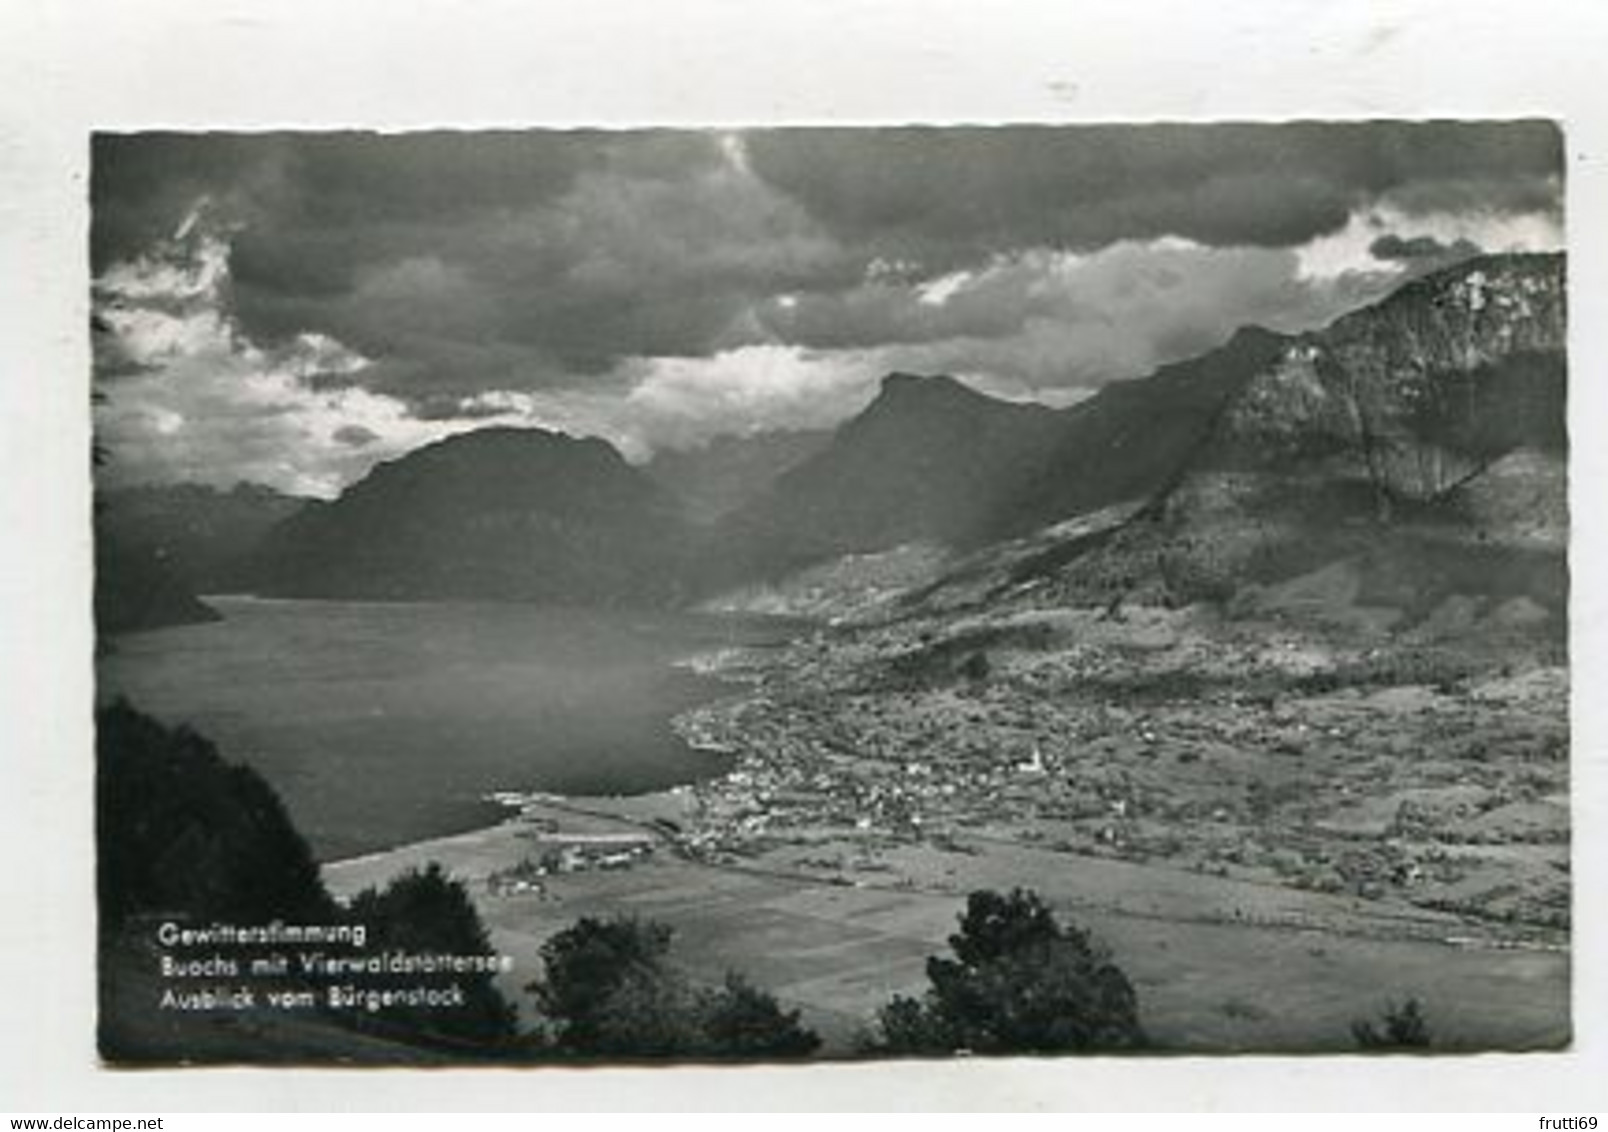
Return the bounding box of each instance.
[246,427,692,605]
[97,252,1567,632]
[96,481,308,591]
[901,253,1566,627]
[94,481,307,638]
[644,429,832,525]
[1053,253,1566,610]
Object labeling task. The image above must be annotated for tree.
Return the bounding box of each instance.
[530,915,678,1054]
[874,991,952,1053]
[875,888,1146,1055]
[695,973,821,1058]
[346,863,518,1048]
[96,699,331,929]
[98,704,520,1059]
[1352,998,1432,1050]
[958,651,991,682]
[527,916,819,1060]
[98,701,331,1063]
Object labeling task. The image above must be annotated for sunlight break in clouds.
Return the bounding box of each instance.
[92,215,525,499]
[1297,204,1564,281]
[449,345,883,462]
[92,207,878,489]
[89,127,1565,495]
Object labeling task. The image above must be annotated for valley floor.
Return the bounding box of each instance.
[324,598,1570,1055]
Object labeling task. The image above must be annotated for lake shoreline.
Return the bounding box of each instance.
[99,596,810,862]
[320,621,796,871]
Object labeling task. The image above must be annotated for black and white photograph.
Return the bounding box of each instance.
[86,121,1572,1066]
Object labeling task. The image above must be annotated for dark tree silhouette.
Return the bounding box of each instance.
[1352,998,1433,1050]
[959,650,991,682]
[345,863,519,1048]
[527,915,818,1059]
[695,973,821,1058]
[530,915,677,1055]
[98,700,335,1062]
[875,888,1146,1055]
[96,699,331,929]
[97,704,520,1060]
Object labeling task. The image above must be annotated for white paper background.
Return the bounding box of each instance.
[1,0,1604,1111]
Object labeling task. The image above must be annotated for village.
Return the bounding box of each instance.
[662,602,1570,941]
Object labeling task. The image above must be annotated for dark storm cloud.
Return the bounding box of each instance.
[1369,232,1483,266]
[743,121,1562,265]
[797,243,1404,391]
[301,369,363,393]
[91,131,623,271]
[332,424,380,448]
[92,123,1563,424]
[91,134,279,271]
[94,129,862,394]
[406,393,522,422]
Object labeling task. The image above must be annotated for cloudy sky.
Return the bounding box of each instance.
[90,122,1564,497]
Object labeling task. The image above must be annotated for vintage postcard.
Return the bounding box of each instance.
[88,122,1571,1067]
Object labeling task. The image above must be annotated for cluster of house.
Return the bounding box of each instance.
[485,831,657,896]
[685,721,1086,854]
[672,685,1189,866]
[541,831,657,872]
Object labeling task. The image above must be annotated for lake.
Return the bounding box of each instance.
[96,597,800,861]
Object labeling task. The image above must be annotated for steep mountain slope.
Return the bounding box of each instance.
[249,427,692,605]
[239,253,1565,621]
[707,374,1067,583]
[645,429,832,524]
[95,481,309,592]
[998,326,1290,536]
[961,253,1567,624]
[1212,253,1565,497]
[94,530,221,637]
[704,331,1293,590]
